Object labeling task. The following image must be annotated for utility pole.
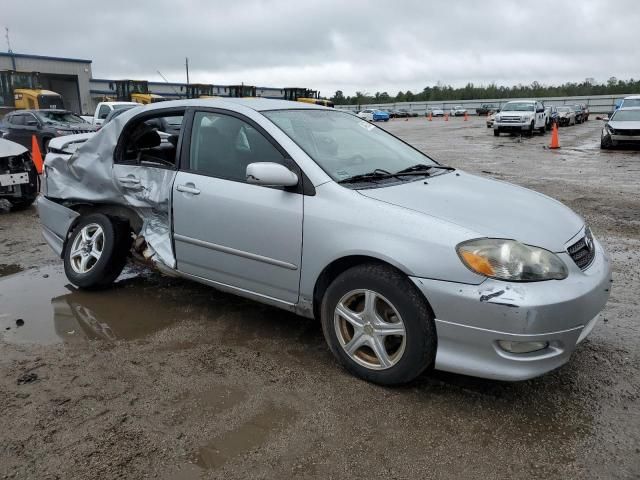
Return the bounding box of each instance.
[185,57,190,85]
[5,27,16,70]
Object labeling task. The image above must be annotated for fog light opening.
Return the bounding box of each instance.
[497,340,549,354]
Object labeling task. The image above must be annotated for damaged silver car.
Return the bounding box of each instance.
[37,98,612,385]
[0,138,39,210]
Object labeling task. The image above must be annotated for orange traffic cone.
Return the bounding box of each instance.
[31,135,44,174]
[549,123,560,149]
[444,113,449,122]
[464,112,468,121]
[428,112,432,121]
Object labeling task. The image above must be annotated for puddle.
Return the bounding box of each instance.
[0,265,192,344]
[195,404,296,469]
[0,263,23,278]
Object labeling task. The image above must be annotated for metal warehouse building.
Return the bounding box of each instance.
[2,52,287,115]
[0,52,93,114]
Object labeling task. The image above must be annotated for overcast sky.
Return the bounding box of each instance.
[3,0,639,96]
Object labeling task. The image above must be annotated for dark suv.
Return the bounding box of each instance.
[476,104,499,115]
[1,109,97,153]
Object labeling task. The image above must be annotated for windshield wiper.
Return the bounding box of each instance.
[394,163,455,175]
[338,168,396,184]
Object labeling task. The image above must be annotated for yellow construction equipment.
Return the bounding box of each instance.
[0,70,64,113]
[186,84,217,99]
[112,80,166,104]
[283,87,334,107]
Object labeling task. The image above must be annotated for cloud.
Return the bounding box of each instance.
[3,0,639,96]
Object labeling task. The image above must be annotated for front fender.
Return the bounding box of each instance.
[299,183,486,300]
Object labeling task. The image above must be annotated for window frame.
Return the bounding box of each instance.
[97,105,111,120]
[113,106,188,170]
[179,107,313,195]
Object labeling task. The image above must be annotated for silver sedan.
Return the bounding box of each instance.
[37,98,612,385]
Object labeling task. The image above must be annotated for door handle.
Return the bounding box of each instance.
[117,176,140,184]
[176,184,200,195]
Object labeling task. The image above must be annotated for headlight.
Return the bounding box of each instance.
[456,239,568,281]
[495,115,501,121]
[605,124,615,133]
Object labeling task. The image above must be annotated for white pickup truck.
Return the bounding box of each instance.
[82,101,139,126]
[493,100,547,136]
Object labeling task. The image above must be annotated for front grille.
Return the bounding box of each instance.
[615,128,640,136]
[567,231,596,270]
[499,115,522,124]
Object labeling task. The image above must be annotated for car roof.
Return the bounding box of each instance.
[623,95,640,100]
[129,97,330,115]
[11,109,71,114]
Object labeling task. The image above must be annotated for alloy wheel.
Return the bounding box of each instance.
[69,223,105,274]
[334,289,406,370]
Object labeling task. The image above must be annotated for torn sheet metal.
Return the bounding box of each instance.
[44,108,177,268]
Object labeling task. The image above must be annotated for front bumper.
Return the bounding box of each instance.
[494,121,531,132]
[610,134,640,142]
[410,240,612,381]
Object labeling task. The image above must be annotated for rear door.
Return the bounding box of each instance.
[172,109,303,304]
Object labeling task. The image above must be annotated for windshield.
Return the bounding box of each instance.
[264,110,437,182]
[622,99,640,108]
[611,109,640,121]
[502,102,535,112]
[36,111,85,124]
[557,107,572,112]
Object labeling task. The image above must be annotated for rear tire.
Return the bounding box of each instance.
[63,213,131,289]
[320,263,437,386]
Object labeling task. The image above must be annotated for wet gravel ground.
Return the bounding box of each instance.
[1,117,638,479]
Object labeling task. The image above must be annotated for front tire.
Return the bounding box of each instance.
[320,263,437,386]
[493,129,500,136]
[63,213,130,289]
[601,135,613,149]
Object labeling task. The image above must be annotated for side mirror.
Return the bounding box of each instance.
[246,162,298,187]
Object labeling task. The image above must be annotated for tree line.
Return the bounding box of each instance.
[330,77,640,105]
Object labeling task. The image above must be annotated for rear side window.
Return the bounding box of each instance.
[188,111,285,182]
[9,114,25,125]
[118,111,185,167]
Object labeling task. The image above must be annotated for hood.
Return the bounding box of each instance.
[358,171,583,252]
[46,122,98,131]
[0,138,28,157]
[609,120,640,130]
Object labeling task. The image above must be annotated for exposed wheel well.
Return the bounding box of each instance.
[61,203,141,257]
[312,255,408,320]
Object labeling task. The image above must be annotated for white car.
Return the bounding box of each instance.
[450,106,467,117]
[356,109,389,122]
[427,107,444,117]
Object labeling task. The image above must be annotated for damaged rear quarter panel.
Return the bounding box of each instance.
[43,109,178,268]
